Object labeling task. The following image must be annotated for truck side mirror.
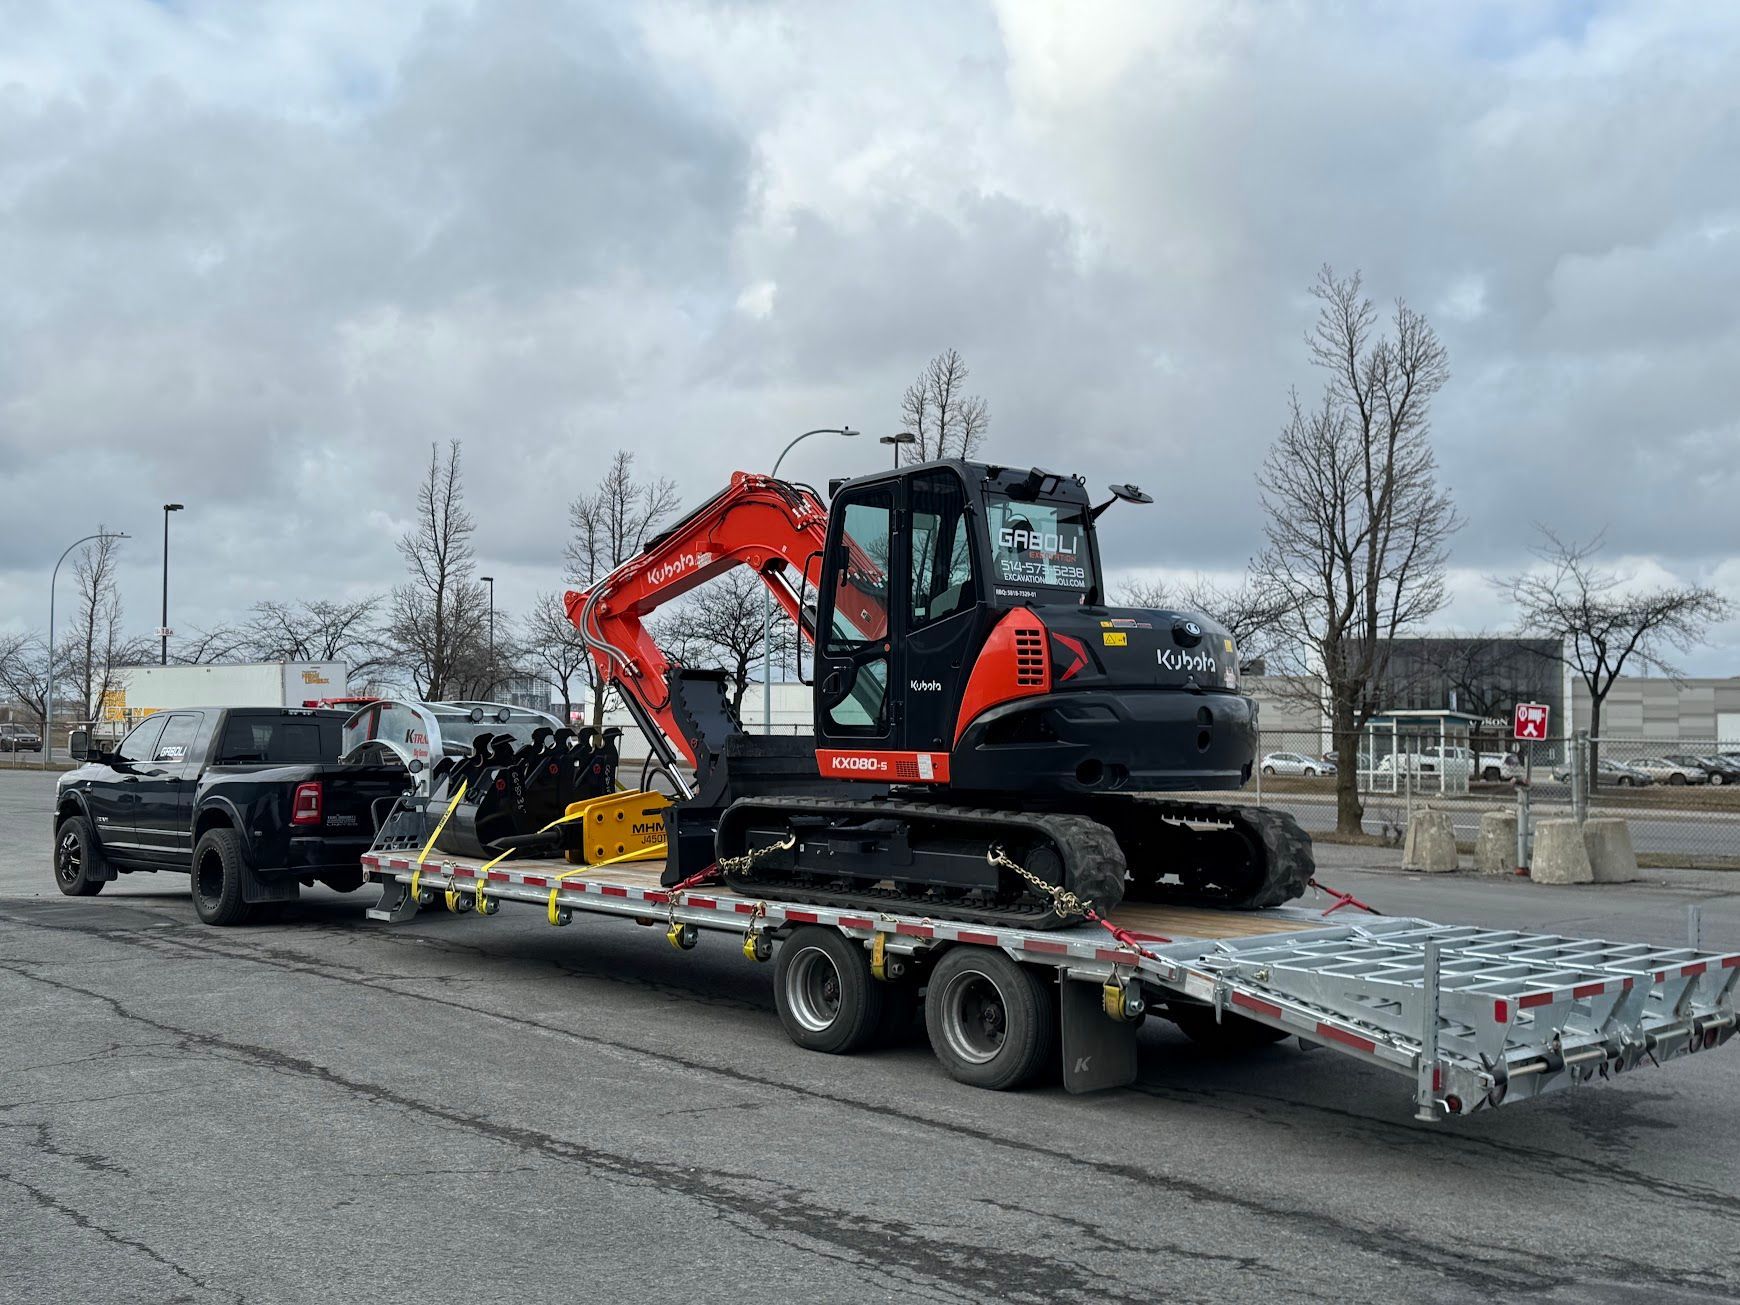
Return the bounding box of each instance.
[69,729,91,763]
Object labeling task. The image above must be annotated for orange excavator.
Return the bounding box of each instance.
[565,459,1313,929]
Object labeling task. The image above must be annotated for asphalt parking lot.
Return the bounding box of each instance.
[4,767,1739,1304]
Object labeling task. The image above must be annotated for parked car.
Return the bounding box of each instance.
[1259,751,1335,777]
[1475,749,1523,782]
[1665,753,1740,786]
[1376,745,1474,780]
[53,707,410,923]
[0,723,43,752]
[1629,756,1709,786]
[1552,758,1654,787]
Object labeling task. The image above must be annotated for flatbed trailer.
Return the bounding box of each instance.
[361,848,1740,1120]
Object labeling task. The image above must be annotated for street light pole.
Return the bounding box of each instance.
[764,427,859,731]
[879,431,918,467]
[160,503,184,665]
[48,531,130,764]
[481,576,496,694]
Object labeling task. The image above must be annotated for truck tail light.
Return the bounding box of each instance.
[291,781,323,826]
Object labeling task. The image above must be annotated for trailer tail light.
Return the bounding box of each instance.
[290,781,323,826]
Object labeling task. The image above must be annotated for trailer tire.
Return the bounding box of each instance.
[1167,1003,1289,1051]
[925,947,1056,1090]
[774,927,885,1055]
[54,815,107,897]
[192,827,253,926]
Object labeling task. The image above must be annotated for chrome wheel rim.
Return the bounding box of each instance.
[938,969,1007,1065]
[786,947,842,1032]
[56,829,80,884]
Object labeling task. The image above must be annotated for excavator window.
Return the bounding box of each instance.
[984,494,1095,596]
[821,488,895,736]
[908,469,977,628]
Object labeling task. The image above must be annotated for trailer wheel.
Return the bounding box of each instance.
[54,815,107,897]
[1167,1003,1289,1051]
[925,947,1057,1090]
[774,927,885,1055]
[192,828,253,926]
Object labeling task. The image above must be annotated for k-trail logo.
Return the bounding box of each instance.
[997,526,1078,555]
[909,679,942,692]
[647,551,712,587]
[1158,648,1217,674]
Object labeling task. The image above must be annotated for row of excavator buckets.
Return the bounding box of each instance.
[372,724,670,867]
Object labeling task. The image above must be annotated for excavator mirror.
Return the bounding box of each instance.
[1092,483,1155,519]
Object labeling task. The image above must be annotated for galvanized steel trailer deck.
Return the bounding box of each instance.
[361,850,1740,1120]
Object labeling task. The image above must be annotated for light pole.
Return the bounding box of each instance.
[481,576,496,694]
[48,531,130,764]
[160,503,184,665]
[879,431,918,467]
[764,427,859,730]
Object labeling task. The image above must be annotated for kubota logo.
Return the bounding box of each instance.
[909,679,941,692]
[1158,648,1217,674]
[647,551,711,587]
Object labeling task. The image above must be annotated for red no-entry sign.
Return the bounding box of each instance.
[1513,702,1550,740]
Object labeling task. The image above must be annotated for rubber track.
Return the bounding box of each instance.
[718,797,1127,930]
[1101,796,1315,910]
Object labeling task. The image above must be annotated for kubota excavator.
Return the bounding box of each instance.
[563,459,1313,930]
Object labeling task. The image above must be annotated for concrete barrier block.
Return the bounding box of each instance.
[1583,817,1640,884]
[1403,808,1458,873]
[1531,819,1594,885]
[1476,810,1519,875]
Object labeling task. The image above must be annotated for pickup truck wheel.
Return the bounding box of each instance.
[192,828,253,926]
[54,816,107,897]
[774,926,885,1055]
[1483,766,1500,781]
[925,947,1057,1090]
[318,868,366,894]
[1167,1003,1290,1051]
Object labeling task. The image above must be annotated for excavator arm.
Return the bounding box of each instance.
[563,472,885,773]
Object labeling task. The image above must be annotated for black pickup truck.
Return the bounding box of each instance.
[53,707,409,924]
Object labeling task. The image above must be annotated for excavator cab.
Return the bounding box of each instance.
[813,461,1254,797]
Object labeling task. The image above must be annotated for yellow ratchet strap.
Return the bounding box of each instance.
[411,781,469,900]
[544,843,670,925]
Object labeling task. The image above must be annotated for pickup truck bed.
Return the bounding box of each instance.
[362,846,1740,1119]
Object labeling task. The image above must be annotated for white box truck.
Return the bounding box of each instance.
[106,661,348,721]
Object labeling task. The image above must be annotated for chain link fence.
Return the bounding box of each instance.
[1249,728,1740,870]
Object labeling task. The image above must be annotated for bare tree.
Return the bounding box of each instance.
[244,597,391,684]
[390,441,490,699]
[1119,575,1287,668]
[0,632,55,735]
[1501,528,1733,781]
[565,450,681,725]
[652,571,798,716]
[1254,267,1459,834]
[63,530,148,723]
[171,626,252,666]
[900,348,989,463]
[523,593,589,723]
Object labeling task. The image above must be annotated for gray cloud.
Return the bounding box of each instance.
[1,0,1736,671]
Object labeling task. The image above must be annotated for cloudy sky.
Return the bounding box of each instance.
[2,0,1737,672]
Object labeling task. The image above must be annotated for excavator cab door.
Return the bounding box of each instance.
[814,466,989,782]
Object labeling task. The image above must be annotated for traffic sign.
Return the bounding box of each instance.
[1513,702,1550,741]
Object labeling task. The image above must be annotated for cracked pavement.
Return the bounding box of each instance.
[4,769,1739,1303]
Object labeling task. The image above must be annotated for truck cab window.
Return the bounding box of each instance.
[116,718,167,765]
[152,713,203,764]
